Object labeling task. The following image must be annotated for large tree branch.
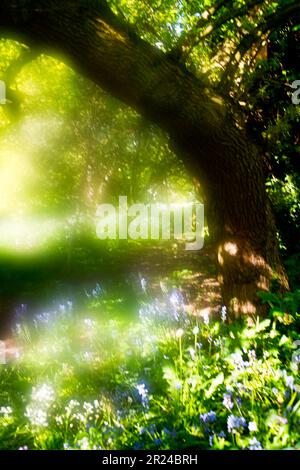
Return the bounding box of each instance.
[0,1,229,159]
[0,0,268,229]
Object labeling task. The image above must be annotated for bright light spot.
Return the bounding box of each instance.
[20,116,63,147]
[224,242,238,256]
[0,217,61,251]
[0,150,35,214]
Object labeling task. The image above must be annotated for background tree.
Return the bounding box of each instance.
[0,0,299,318]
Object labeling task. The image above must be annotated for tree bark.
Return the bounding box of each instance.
[0,0,289,318]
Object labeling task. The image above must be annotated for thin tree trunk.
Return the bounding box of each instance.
[0,0,289,318]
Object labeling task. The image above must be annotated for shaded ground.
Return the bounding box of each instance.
[0,242,221,337]
[130,244,221,316]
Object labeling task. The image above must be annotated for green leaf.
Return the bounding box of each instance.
[205,372,224,398]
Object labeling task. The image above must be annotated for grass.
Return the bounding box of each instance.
[0,283,300,450]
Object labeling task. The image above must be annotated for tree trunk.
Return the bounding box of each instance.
[174,121,289,318]
[0,0,289,318]
[201,154,288,318]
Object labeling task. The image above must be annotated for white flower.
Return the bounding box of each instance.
[84,318,95,328]
[77,437,90,450]
[65,400,80,415]
[0,406,12,417]
[136,383,148,397]
[140,278,147,293]
[248,421,258,432]
[176,328,184,338]
[203,312,210,325]
[31,384,55,405]
[25,406,48,427]
[83,351,94,361]
[192,326,199,335]
[189,347,196,360]
[83,402,94,414]
[55,415,63,425]
[74,412,86,423]
[221,306,227,322]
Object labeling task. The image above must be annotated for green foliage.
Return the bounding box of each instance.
[258,289,300,324]
[242,24,300,260]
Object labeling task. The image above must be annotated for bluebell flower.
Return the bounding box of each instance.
[15,303,27,322]
[169,289,184,308]
[227,415,247,434]
[236,397,242,407]
[175,382,182,391]
[34,312,51,325]
[223,393,234,410]
[133,442,144,450]
[148,424,156,436]
[277,416,288,425]
[136,383,149,408]
[163,428,177,438]
[200,411,217,424]
[231,352,250,369]
[285,374,295,390]
[249,438,262,450]
[293,353,300,365]
[92,283,103,298]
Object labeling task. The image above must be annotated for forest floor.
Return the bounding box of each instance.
[128,244,221,317]
[0,242,221,338]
